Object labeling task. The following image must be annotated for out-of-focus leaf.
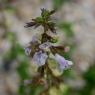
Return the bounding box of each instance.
[53,0,71,9]
[17,60,29,80]
[3,4,16,14]
[15,43,24,55]
[5,6,16,13]
[6,32,16,42]
[58,22,74,37]
[34,85,44,95]
[79,64,95,95]
[53,0,64,9]
[49,84,69,95]
[49,86,60,95]
[29,84,44,95]
[83,64,95,86]
[18,81,26,95]
[59,84,70,95]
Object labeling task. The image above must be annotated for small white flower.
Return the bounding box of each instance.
[32,51,48,67]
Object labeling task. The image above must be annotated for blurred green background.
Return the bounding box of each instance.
[0,0,95,95]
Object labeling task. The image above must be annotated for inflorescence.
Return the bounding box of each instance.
[24,8,73,86]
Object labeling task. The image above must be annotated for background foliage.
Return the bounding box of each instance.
[0,0,95,95]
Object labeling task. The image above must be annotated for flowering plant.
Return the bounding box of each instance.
[24,8,73,94]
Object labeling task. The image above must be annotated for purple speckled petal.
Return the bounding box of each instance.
[32,51,48,66]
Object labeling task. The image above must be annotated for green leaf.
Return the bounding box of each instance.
[35,17,43,23]
[41,8,50,19]
[50,37,58,43]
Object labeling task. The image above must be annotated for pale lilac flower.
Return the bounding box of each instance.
[54,54,73,71]
[24,47,31,56]
[39,42,52,50]
[32,51,48,67]
[31,35,39,43]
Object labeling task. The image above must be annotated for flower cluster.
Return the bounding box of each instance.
[24,8,73,72]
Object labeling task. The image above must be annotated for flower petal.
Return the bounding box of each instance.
[24,47,31,56]
[54,54,73,71]
[32,51,48,67]
[39,42,52,50]
[24,36,40,56]
[31,35,39,43]
[66,60,73,66]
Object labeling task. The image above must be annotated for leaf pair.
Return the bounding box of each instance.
[25,9,56,33]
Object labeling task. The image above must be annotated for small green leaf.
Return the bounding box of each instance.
[41,8,50,19]
[35,17,43,23]
[50,37,58,43]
